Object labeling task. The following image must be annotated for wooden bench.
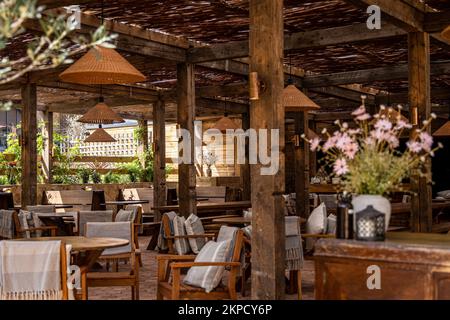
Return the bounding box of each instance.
[43,190,105,211]
[120,187,153,216]
[196,186,226,203]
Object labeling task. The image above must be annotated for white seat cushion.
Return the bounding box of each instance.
[306,202,327,250]
[183,240,231,293]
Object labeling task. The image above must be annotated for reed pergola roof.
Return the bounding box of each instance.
[1,0,449,120]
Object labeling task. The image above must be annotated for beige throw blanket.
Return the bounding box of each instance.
[285,216,303,271]
[0,240,62,300]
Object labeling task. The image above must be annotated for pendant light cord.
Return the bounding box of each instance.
[288,54,293,85]
[99,0,104,102]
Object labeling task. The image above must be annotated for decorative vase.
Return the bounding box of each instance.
[352,195,391,231]
[206,166,212,177]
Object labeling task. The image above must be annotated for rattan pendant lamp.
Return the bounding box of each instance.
[59,1,146,85]
[283,56,320,112]
[212,98,239,133]
[433,106,450,137]
[441,25,450,42]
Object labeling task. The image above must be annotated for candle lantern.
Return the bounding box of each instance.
[355,205,385,241]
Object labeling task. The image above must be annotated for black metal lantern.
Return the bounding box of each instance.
[355,205,385,241]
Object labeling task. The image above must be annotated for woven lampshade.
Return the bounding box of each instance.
[433,121,450,137]
[307,128,319,140]
[59,46,146,84]
[283,84,320,112]
[78,101,125,124]
[379,108,409,123]
[84,128,116,143]
[212,116,239,133]
[441,25,450,42]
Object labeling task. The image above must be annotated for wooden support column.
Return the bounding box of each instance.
[153,98,166,222]
[21,83,38,207]
[137,119,149,180]
[177,63,196,218]
[309,120,317,178]
[295,112,310,219]
[39,111,53,183]
[241,112,251,201]
[249,0,285,300]
[409,32,432,233]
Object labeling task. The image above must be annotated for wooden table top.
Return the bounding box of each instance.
[15,236,129,251]
[37,213,75,218]
[103,200,149,206]
[13,204,74,210]
[153,200,252,212]
[212,216,307,225]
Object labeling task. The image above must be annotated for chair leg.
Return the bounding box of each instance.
[297,270,302,300]
[81,272,88,300]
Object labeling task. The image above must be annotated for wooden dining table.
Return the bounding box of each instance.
[152,200,252,214]
[391,200,450,214]
[212,216,307,227]
[102,200,149,211]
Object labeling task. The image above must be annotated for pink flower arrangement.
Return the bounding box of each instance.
[302,98,443,196]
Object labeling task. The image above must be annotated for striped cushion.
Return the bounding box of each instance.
[184,214,206,254]
[173,215,190,255]
[183,240,231,293]
[217,226,238,261]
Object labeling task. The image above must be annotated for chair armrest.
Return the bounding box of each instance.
[170,233,216,240]
[156,254,196,262]
[171,261,241,269]
[301,234,335,239]
[23,226,58,232]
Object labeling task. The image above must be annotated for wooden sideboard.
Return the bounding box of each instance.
[314,232,450,300]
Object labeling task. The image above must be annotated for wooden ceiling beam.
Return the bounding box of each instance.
[303,60,450,88]
[188,23,405,63]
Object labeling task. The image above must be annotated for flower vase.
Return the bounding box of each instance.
[352,195,391,231]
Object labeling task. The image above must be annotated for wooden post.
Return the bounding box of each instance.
[39,111,53,183]
[295,112,310,219]
[153,98,166,222]
[309,120,317,178]
[241,112,251,201]
[177,63,197,218]
[249,0,285,299]
[137,119,149,181]
[21,83,38,206]
[409,32,432,233]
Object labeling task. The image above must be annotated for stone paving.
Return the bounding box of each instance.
[89,237,315,300]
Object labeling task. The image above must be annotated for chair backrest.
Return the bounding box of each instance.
[0,209,15,239]
[26,205,56,213]
[85,221,133,255]
[123,205,142,224]
[121,188,153,214]
[91,190,106,211]
[0,240,68,300]
[43,190,93,212]
[14,210,43,238]
[78,210,113,236]
[0,192,14,210]
[166,188,178,205]
[196,186,226,203]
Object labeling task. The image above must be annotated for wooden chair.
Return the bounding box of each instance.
[83,221,139,300]
[13,211,57,238]
[161,212,215,254]
[156,230,244,300]
[116,205,143,267]
[77,210,113,236]
[120,187,153,217]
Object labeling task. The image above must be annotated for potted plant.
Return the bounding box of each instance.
[303,98,442,229]
[202,151,218,177]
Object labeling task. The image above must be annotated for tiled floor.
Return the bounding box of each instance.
[89,236,316,300]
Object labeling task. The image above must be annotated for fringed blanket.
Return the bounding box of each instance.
[156,211,177,251]
[285,217,303,271]
[0,240,63,300]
